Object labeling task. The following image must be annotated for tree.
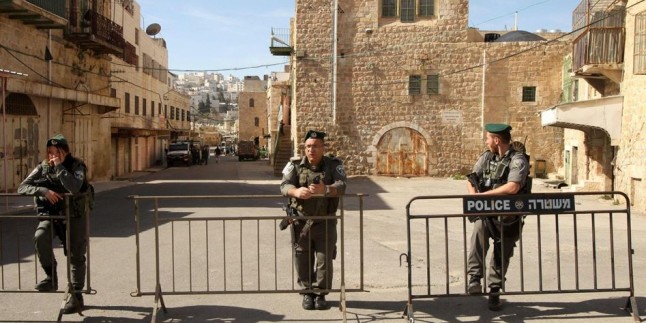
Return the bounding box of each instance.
[198,101,208,113]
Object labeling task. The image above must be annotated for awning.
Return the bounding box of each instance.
[7,78,120,113]
[540,95,623,145]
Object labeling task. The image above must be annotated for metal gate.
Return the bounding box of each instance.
[130,193,367,323]
[401,191,639,322]
[0,193,94,322]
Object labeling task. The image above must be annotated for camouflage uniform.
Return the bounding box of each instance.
[280,155,347,295]
[18,154,91,293]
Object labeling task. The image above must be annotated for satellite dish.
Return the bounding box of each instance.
[145,23,161,37]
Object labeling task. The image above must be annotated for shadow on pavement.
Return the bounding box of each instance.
[79,304,286,322]
[340,296,644,322]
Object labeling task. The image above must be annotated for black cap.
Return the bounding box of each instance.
[304,130,325,142]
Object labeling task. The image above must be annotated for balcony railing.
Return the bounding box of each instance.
[0,0,67,28]
[123,41,138,66]
[27,0,65,18]
[66,8,124,55]
[270,27,293,56]
[572,0,625,71]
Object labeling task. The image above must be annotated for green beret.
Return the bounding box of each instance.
[485,123,512,134]
[304,130,325,142]
[47,134,68,147]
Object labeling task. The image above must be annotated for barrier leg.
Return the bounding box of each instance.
[624,296,640,322]
[150,283,167,323]
[402,300,415,322]
[340,283,347,322]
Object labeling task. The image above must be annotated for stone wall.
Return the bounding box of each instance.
[292,0,569,176]
[616,0,646,208]
[238,91,269,148]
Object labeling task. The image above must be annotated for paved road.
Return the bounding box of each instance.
[0,155,644,322]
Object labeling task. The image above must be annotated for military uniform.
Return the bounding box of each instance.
[17,134,92,313]
[280,155,347,296]
[466,147,529,288]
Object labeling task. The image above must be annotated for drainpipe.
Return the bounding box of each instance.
[47,30,52,136]
[2,76,7,208]
[481,49,486,136]
[331,0,338,124]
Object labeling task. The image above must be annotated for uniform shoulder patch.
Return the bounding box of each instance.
[336,164,346,177]
[282,162,295,175]
[74,170,85,181]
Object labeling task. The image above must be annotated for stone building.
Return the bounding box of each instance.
[277,0,570,177]
[238,76,268,149]
[0,0,120,190]
[108,1,190,177]
[541,0,646,210]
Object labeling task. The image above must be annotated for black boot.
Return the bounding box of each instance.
[35,266,57,292]
[62,293,84,314]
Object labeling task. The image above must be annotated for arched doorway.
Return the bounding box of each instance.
[0,93,40,191]
[376,127,428,176]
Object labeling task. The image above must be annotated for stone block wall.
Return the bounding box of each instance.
[292,0,569,176]
[616,0,646,208]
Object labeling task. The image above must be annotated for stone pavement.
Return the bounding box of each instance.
[0,166,644,322]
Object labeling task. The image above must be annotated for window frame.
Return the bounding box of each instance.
[419,0,434,17]
[634,11,646,75]
[409,75,422,95]
[382,0,397,17]
[522,86,537,102]
[400,0,415,22]
[125,92,130,113]
[427,74,439,95]
[134,95,139,115]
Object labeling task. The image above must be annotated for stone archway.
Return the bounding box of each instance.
[376,127,428,176]
[0,93,39,191]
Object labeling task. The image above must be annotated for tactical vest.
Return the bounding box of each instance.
[481,149,531,194]
[289,157,340,217]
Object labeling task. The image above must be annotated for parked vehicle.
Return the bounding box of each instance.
[166,142,192,166]
[237,140,258,161]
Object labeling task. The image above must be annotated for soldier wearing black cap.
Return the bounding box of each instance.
[280,130,347,310]
[18,134,93,314]
[465,123,530,311]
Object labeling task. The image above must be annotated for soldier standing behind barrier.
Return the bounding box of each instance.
[280,130,347,311]
[465,124,530,311]
[17,134,93,314]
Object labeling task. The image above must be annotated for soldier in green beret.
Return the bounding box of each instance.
[280,130,347,310]
[465,123,530,311]
[18,134,93,314]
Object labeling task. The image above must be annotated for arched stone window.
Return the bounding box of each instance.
[249,98,255,107]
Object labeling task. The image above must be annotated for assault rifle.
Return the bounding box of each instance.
[279,175,321,245]
[466,172,501,242]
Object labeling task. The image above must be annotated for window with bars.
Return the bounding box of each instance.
[125,93,130,113]
[382,0,396,17]
[143,98,147,116]
[409,75,421,95]
[255,117,260,127]
[635,11,646,75]
[522,86,537,102]
[419,0,434,16]
[427,74,439,94]
[135,95,139,115]
[151,100,155,117]
[401,0,415,22]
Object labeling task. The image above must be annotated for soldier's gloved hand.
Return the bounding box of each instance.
[45,189,63,205]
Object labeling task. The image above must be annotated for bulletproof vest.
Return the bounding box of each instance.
[37,157,91,215]
[482,149,531,194]
[290,157,340,216]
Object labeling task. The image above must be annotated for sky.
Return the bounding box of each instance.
[138,0,581,79]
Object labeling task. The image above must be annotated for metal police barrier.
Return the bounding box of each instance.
[0,193,94,322]
[401,192,639,322]
[130,194,367,323]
